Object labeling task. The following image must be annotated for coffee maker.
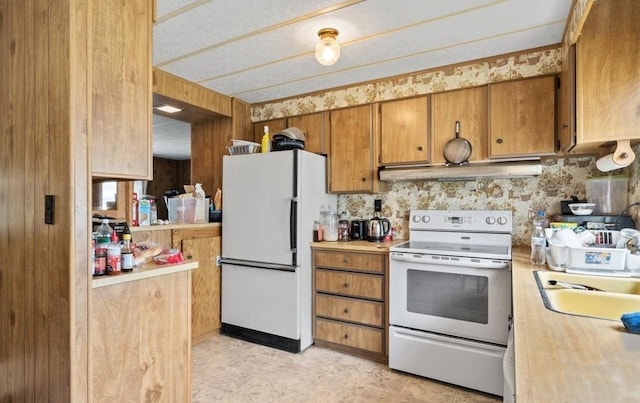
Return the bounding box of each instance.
[367,199,391,242]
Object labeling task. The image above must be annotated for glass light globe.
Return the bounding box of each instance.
[315,29,340,66]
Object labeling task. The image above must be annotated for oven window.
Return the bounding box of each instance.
[406,269,488,324]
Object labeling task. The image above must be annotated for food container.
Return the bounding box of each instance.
[168,198,209,224]
[227,140,261,155]
[585,176,628,214]
[568,203,596,216]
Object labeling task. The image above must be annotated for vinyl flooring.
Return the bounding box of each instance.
[192,334,501,403]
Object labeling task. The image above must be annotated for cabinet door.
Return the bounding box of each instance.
[91,0,152,179]
[287,112,328,154]
[576,0,640,144]
[328,105,375,193]
[379,96,429,165]
[558,45,576,153]
[182,236,222,344]
[253,118,286,144]
[432,87,488,163]
[488,76,556,158]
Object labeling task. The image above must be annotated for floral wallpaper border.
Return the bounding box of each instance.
[252,47,561,121]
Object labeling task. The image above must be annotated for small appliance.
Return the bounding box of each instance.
[367,199,390,242]
[350,219,369,240]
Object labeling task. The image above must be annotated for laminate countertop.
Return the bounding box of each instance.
[92,260,198,288]
[129,222,221,232]
[310,239,406,253]
[512,246,640,402]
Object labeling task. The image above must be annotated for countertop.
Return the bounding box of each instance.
[310,239,406,253]
[92,260,199,288]
[512,246,640,402]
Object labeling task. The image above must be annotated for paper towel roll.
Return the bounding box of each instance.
[596,140,635,172]
[596,153,624,171]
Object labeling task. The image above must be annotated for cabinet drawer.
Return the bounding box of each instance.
[314,251,384,273]
[316,270,383,300]
[316,318,383,354]
[316,294,383,327]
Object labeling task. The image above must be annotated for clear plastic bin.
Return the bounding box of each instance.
[168,198,209,224]
[585,176,628,214]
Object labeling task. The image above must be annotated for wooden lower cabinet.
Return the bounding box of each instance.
[173,226,222,344]
[312,248,388,362]
[91,271,191,402]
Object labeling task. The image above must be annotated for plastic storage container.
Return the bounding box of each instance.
[568,245,627,272]
[585,176,628,214]
[168,198,209,224]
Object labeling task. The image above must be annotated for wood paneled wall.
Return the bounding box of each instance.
[147,157,191,219]
[1,0,90,401]
[191,119,230,196]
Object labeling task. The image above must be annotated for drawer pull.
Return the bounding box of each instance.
[343,308,349,314]
[342,257,350,264]
[343,334,349,339]
[343,283,349,288]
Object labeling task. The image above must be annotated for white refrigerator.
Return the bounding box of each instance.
[220,150,336,352]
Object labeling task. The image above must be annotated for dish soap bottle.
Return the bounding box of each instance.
[261,125,270,153]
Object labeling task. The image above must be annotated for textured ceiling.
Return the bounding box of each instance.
[152,0,572,160]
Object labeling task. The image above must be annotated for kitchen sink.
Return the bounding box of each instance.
[534,271,640,320]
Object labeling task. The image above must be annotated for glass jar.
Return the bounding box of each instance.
[321,211,338,241]
[338,219,350,242]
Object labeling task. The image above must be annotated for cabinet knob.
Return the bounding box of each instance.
[342,257,350,264]
[187,254,193,260]
[343,334,349,339]
[343,308,349,314]
[563,124,568,129]
[417,146,423,151]
[361,177,366,182]
[343,283,349,288]
[496,138,503,144]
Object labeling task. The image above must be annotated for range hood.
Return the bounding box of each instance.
[379,160,542,182]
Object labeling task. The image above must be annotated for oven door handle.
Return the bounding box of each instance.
[390,252,510,270]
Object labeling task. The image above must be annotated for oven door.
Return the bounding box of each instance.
[389,251,511,345]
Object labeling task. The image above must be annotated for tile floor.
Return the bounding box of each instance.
[192,335,501,402]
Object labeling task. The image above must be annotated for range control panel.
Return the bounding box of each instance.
[409,209,513,234]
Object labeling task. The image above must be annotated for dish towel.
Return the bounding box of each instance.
[621,312,640,333]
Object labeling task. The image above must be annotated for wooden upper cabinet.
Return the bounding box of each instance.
[328,105,379,193]
[287,112,328,154]
[432,87,488,164]
[91,0,152,179]
[488,76,556,158]
[558,45,576,153]
[253,118,286,144]
[573,0,640,150]
[379,96,430,165]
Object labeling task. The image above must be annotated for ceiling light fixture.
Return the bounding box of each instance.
[315,28,340,66]
[155,104,183,114]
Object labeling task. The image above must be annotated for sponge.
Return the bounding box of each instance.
[621,312,640,333]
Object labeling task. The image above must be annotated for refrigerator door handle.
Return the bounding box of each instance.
[219,257,297,272]
[290,198,298,254]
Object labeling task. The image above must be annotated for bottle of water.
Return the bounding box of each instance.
[531,210,547,265]
[96,218,113,250]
